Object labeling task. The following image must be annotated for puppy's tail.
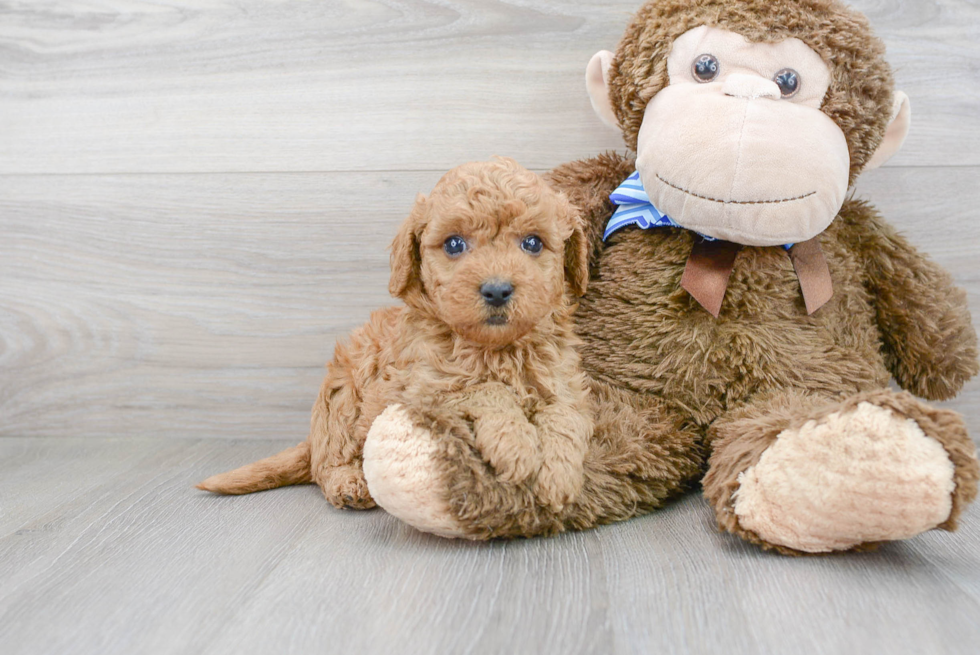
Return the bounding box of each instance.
[196,441,312,495]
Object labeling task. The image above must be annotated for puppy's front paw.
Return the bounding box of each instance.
[475,416,542,484]
[534,459,584,512]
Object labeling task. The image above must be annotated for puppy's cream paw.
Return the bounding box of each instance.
[534,460,584,512]
[733,402,956,553]
[363,404,466,539]
[323,464,375,510]
[474,416,541,484]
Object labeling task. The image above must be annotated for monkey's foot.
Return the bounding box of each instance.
[362,405,467,539]
[731,399,964,553]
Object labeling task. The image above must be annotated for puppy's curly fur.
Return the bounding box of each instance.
[197,157,593,512]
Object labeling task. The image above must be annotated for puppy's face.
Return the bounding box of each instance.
[420,197,565,346]
[390,159,588,347]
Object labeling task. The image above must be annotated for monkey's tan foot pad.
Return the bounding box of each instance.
[363,404,468,539]
[732,401,956,553]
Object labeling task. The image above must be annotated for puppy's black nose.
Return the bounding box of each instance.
[480,280,513,307]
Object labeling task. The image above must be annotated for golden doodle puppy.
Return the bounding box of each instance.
[198,157,593,520]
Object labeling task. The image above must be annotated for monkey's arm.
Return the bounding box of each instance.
[841,200,978,400]
[546,152,636,266]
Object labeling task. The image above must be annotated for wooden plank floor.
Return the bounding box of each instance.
[2,1,980,653]
[1,437,979,655]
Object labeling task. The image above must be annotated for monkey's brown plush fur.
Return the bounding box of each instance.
[356,0,978,553]
[197,158,593,513]
[554,151,978,552]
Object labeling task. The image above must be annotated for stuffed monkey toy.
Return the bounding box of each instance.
[361,0,979,554]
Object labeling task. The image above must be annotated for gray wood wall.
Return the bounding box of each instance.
[2,0,979,441]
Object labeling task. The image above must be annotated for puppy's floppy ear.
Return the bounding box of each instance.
[389,194,426,301]
[560,196,589,296]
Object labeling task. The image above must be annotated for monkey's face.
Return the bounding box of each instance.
[634,27,849,246]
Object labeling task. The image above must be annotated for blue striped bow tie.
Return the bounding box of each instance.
[604,171,714,242]
[603,171,830,317]
[605,171,792,250]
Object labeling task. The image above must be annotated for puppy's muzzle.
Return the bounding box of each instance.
[480,280,513,308]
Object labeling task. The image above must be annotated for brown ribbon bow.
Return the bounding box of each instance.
[679,237,833,318]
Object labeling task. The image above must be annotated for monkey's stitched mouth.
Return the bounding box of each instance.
[656,174,816,205]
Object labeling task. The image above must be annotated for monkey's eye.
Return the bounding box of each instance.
[692,54,720,82]
[773,68,800,98]
[443,235,468,257]
[520,235,543,255]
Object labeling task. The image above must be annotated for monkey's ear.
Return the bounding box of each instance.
[389,195,425,301]
[865,91,911,171]
[586,50,619,130]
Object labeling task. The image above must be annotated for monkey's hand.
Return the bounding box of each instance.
[850,205,979,400]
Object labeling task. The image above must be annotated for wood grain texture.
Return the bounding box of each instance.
[0,0,978,174]
[1,167,978,439]
[0,170,438,439]
[1,2,980,651]
[0,437,979,655]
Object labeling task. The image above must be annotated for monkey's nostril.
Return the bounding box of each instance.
[480,281,514,308]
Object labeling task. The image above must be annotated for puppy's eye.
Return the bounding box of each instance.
[692,54,719,82]
[443,235,467,257]
[773,68,800,98]
[520,235,543,255]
